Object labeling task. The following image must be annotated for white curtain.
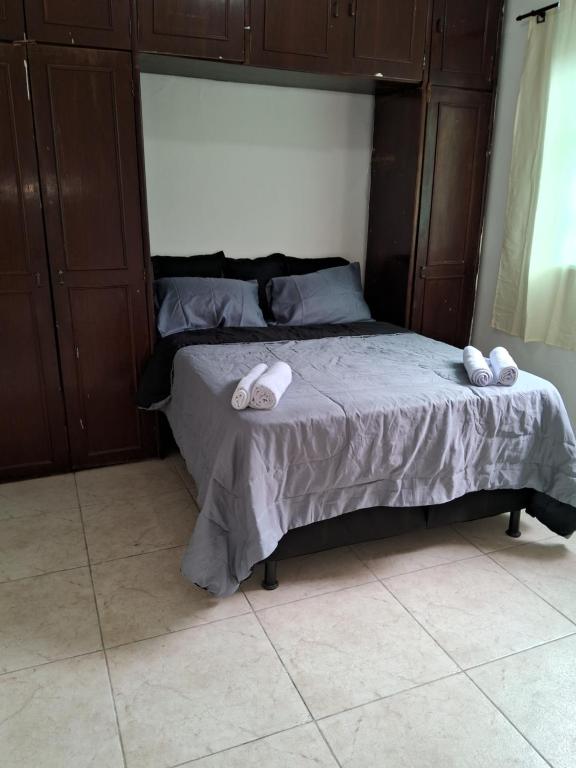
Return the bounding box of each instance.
[492,0,576,350]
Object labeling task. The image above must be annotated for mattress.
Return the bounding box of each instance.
[138,324,576,596]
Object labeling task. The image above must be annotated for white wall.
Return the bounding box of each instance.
[472,0,576,427]
[140,74,374,271]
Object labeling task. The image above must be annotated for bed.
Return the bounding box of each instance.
[138,321,576,597]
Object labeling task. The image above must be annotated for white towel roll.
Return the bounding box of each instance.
[489,347,519,386]
[231,363,268,410]
[249,361,292,410]
[463,346,493,387]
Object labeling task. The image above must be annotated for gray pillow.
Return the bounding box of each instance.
[155,277,267,337]
[267,263,372,325]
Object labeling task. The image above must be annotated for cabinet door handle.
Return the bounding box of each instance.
[349,0,357,16]
[331,0,339,17]
[435,17,443,34]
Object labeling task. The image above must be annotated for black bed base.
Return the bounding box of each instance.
[261,489,531,590]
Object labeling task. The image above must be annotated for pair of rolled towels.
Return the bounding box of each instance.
[231,361,293,410]
[463,346,519,387]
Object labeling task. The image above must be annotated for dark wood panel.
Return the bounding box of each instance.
[42,64,127,271]
[0,43,69,480]
[29,45,155,469]
[364,89,426,325]
[138,0,245,61]
[24,0,131,49]
[0,0,25,40]
[430,0,503,89]
[419,275,465,346]
[411,87,491,347]
[68,286,142,457]
[427,99,481,266]
[343,0,428,82]
[250,0,339,73]
[139,50,378,93]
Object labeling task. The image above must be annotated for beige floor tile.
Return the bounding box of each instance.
[385,556,574,668]
[242,547,376,610]
[167,452,199,498]
[82,489,196,563]
[0,508,87,582]
[491,536,576,622]
[0,473,78,521]
[108,613,310,768]
[0,653,123,768]
[181,724,338,767]
[258,581,457,718]
[0,568,101,673]
[453,512,550,553]
[93,546,251,647]
[75,459,184,506]
[353,526,480,579]
[470,635,576,768]
[319,675,547,768]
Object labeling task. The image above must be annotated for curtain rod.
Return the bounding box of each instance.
[516,2,559,22]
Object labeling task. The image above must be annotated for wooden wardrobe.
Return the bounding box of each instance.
[0,1,154,481]
[365,0,503,347]
[0,0,504,480]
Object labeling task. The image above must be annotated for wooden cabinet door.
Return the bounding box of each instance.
[430,0,502,89]
[250,0,339,73]
[24,0,131,49]
[411,87,491,348]
[28,45,155,469]
[0,43,69,480]
[343,0,428,82]
[0,0,25,40]
[138,0,245,60]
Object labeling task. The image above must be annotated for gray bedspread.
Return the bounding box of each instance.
[161,332,576,596]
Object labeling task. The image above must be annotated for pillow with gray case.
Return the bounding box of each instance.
[267,263,372,325]
[155,276,266,337]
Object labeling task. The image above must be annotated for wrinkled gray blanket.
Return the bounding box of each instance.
[161,333,576,596]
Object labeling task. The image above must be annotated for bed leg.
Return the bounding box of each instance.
[262,560,279,591]
[506,509,522,538]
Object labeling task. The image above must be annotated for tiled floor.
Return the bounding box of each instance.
[1,458,576,768]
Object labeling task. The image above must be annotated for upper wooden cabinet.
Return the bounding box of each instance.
[430,0,503,89]
[0,0,25,40]
[24,0,132,49]
[138,0,245,61]
[250,0,338,73]
[342,0,428,81]
[250,0,428,81]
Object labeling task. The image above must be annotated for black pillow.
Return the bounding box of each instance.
[152,251,225,280]
[223,253,286,319]
[282,255,350,276]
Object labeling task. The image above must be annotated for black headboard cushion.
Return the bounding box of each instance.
[152,251,226,280]
[223,254,351,319]
[151,253,352,320]
[223,253,286,319]
[282,255,349,275]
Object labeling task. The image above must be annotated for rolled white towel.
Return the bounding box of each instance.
[231,363,268,410]
[489,347,519,387]
[249,361,292,410]
[463,345,493,387]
